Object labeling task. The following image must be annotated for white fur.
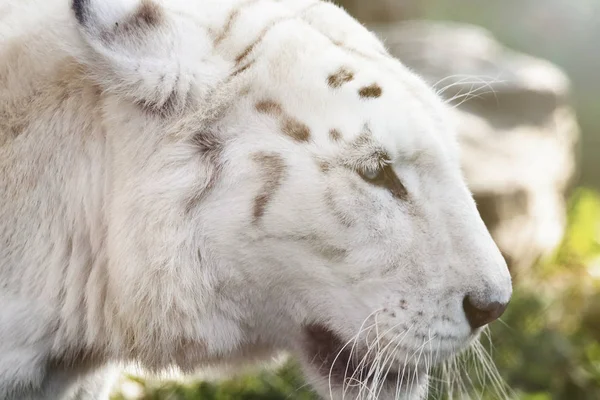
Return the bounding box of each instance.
[0,0,512,399]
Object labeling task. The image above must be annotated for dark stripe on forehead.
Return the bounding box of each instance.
[252,152,286,223]
[256,100,311,142]
[282,118,311,142]
[358,83,382,99]
[327,67,354,88]
[214,0,261,46]
[228,60,255,79]
[235,16,294,64]
[218,0,322,61]
[256,100,283,115]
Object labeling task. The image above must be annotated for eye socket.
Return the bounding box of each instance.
[358,165,408,200]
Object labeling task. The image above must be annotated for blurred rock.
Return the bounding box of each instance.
[370,21,580,274]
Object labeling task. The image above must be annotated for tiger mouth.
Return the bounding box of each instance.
[302,324,423,389]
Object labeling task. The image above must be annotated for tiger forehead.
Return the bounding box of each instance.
[218,1,447,165]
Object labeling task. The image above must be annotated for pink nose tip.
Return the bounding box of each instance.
[463,295,508,330]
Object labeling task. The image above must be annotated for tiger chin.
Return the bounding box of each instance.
[0,0,512,399]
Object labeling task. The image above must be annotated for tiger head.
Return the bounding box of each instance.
[73,0,512,398]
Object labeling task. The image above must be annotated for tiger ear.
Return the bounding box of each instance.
[72,0,229,115]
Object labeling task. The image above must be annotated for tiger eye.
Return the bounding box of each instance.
[359,165,408,200]
[360,168,382,181]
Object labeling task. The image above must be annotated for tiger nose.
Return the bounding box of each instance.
[462,295,508,330]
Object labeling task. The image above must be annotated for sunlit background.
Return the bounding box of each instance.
[111,1,600,399]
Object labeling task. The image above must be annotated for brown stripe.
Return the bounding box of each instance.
[315,244,347,262]
[327,67,354,88]
[235,2,325,64]
[235,16,292,64]
[287,233,347,262]
[324,189,354,228]
[257,232,347,262]
[252,152,286,223]
[214,0,261,46]
[190,129,223,162]
[256,100,311,142]
[228,60,255,79]
[329,128,342,141]
[135,0,162,27]
[184,130,224,213]
[134,90,179,118]
[281,118,311,142]
[214,9,239,46]
[318,160,331,173]
[134,72,198,118]
[235,43,257,65]
[358,84,382,99]
[256,100,283,115]
[108,0,163,38]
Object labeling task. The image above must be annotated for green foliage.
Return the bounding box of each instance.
[111,363,319,400]
[553,188,600,266]
[484,188,600,399]
[111,188,600,399]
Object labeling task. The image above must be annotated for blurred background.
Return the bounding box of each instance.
[111,1,600,399]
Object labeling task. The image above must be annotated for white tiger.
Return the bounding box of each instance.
[0,0,513,399]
